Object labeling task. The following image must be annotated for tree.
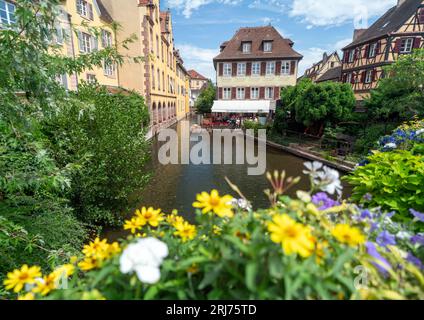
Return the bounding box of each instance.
[366,49,424,121]
[195,81,216,114]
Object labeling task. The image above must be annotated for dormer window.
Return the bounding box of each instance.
[242,42,252,53]
[264,41,273,52]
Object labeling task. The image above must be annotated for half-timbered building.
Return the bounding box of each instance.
[302,51,342,83]
[341,0,424,100]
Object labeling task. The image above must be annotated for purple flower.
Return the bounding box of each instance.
[311,192,340,210]
[363,193,373,202]
[376,231,397,247]
[406,253,423,270]
[370,222,380,233]
[410,234,424,246]
[366,242,391,275]
[410,209,424,222]
[360,209,373,220]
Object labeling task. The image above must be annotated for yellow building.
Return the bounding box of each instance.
[175,50,190,120]
[102,0,191,134]
[55,0,119,90]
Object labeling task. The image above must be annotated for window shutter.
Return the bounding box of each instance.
[394,39,402,53]
[259,87,265,99]
[275,61,281,76]
[342,74,347,83]
[218,87,222,99]
[246,62,251,76]
[350,73,355,84]
[376,41,381,55]
[261,62,266,76]
[361,71,366,83]
[232,63,237,77]
[245,87,250,99]
[363,45,369,58]
[413,37,421,49]
[88,3,94,20]
[274,87,280,100]
[218,63,223,77]
[92,36,98,51]
[289,61,295,75]
[231,87,236,99]
[77,31,84,52]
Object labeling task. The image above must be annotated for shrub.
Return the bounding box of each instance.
[195,81,215,114]
[43,84,151,226]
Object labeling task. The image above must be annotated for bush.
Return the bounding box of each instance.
[43,84,151,226]
[3,164,423,300]
[353,123,398,155]
[195,81,215,114]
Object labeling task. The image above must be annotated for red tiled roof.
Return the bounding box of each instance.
[188,70,208,80]
[213,26,302,62]
[138,0,154,6]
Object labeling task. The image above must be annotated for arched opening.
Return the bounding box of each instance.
[152,102,157,125]
[158,102,162,123]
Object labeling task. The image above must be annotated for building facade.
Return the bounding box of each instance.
[212,26,302,115]
[188,69,209,108]
[341,0,424,100]
[302,51,342,83]
[102,0,190,134]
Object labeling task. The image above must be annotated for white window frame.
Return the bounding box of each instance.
[250,87,259,100]
[223,88,231,100]
[281,61,290,75]
[102,30,112,48]
[251,62,260,76]
[400,38,414,54]
[0,0,16,26]
[223,63,232,77]
[77,0,88,18]
[369,42,378,58]
[236,87,245,100]
[87,74,97,84]
[266,61,275,75]
[80,32,92,53]
[104,62,115,77]
[348,50,355,63]
[264,41,272,52]
[365,70,373,84]
[237,62,246,76]
[265,87,274,100]
[242,42,252,53]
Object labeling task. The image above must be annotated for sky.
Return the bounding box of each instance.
[162,0,398,81]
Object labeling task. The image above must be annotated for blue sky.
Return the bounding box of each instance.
[163,0,398,80]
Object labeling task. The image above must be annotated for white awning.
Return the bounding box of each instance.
[211,100,275,114]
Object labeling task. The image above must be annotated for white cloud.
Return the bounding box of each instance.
[290,0,396,28]
[167,0,242,18]
[298,37,351,75]
[248,0,287,13]
[176,44,219,81]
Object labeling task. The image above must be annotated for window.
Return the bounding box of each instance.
[266,61,275,75]
[330,62,335,68]
[237,63,246,76]
[223,88,231,100]
[104,62,115,77]
[369,42,378,58]
[157,69,161,90]
[59,74,68,89]
[55,25,64,45]
[252,62,260,76]
[400,38,414,53]
[0,0,16,25]
[346,73,352,84]
[76,0,93,20]
[365,70,373,84]
[101,30,112,47]
[79,32,93,53]
[281,61,290,75]
[265,87,274,99]
[264,41,272,52]
[251,88,259,99]
[223,63,232,77]
[236,88,245,100]
[242,42,252,53]
[348,50,355,63]
[87,74,96,84]
[156,35,159,58]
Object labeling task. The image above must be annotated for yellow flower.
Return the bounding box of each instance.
[78,238,120,271]
[3,265,42,293]
[18,292,35,300]
[331,224,365,247]
[267,214,315,258]
[82,237,108,257]
[213,225,222,235]
[193,189,234,218]
[32,273,57,296]
[123,217,143,234]
[78,256,100,271]
[69,256,78,264]
[135,207,164,227]
[174,221,197,242]
[52,264,75,279]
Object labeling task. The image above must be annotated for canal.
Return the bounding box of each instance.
[104,116,350,239]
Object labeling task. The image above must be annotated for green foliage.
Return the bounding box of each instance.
[195,81,216,114]
[366,49,424,121]
[346,150,424,220]
[242,120,270,133]
[353,122,398,155]
[43,84,151,225]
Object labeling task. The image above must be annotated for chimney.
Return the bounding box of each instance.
[397,0,407,7]
[353,29,367,41]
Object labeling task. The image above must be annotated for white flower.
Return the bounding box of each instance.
[416,129,424,135]
[119,237,169,284]
[316,166,343,196]
[384,143,397,149]
[396,231,413,240]
[303,161,323,177]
